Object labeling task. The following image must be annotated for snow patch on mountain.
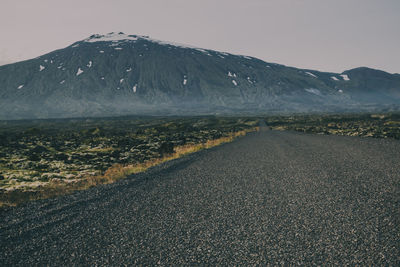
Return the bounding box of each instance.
[80,32,251,59]
[228,72,237,78]
[126,67,132,72]
[133,84,137,93]
[85,32,139,43]
[195,49,212,56]
[305,72,317,78]
[232,80,238,86]
[76,68,84,76]
[144,37,210,55]
[305,88,322,96]
[17,84,24,89]
[60,80,65,84]
[87,61,92,68]
[84,32,218,56]
[331,76,339,81]
[341,74,350,81]
[39,65,45,71]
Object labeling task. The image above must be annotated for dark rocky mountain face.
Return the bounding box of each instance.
[0,32,399,119]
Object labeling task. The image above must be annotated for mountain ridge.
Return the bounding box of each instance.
[0,32,399,120]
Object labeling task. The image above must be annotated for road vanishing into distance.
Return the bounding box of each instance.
[1,124,399,265]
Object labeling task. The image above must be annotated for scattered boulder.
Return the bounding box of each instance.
[32,145,48,154]
[159,142,174,156]
[28,153,41,162]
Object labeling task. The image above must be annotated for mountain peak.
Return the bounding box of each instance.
[345,67,393,78]
[80,32,211,53]
[84,32,142,43]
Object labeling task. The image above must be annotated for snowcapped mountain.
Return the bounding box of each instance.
[0,32,399,119]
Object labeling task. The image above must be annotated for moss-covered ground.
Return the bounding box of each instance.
[0,116,259,206]
[265,113,400,139]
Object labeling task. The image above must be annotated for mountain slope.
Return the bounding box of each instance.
[0,32,399,119]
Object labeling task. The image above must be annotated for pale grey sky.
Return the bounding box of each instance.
[0,0,399,73]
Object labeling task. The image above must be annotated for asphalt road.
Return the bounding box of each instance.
[1,127,400,265]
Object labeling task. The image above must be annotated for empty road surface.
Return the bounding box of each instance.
[1,126,400,265]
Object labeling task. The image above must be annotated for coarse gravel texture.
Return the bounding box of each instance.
[1,126,400,265]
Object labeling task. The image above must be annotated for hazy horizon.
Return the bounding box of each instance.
[1,0,399,74]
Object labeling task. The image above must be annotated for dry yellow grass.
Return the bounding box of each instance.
[0,127,258,207]
[79,128,258,188]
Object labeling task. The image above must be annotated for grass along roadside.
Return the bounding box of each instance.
[0,127,258,208]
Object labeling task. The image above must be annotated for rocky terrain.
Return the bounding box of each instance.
[265,113,400,139]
